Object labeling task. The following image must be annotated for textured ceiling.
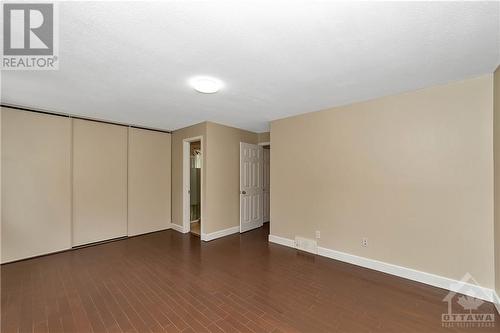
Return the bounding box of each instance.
[1,1,499,132]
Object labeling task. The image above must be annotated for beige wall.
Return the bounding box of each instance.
[128,128,171,236]
[171,121,258,234]
[171,122,207,227]
[205,122,257,234]
[494,66,500,295]
[270,75,495,288]
[257,132,270,144]
[1,108,72,263]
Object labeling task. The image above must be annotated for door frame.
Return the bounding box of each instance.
[262,145,270,223]
[259,142,271,224]
[183,136,205,239]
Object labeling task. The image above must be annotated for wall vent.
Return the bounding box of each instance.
[294,236,318,254]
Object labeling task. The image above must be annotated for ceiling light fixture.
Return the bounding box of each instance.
[189,76,224,94]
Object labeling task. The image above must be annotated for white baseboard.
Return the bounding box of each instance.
[202,226,240,241]
[268,234,497,304]
[169,223,240,241]
[268,234,295,247]
[169,223,189,234]
[493,291,500,314]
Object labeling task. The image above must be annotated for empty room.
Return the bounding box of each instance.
[1,1,500,332]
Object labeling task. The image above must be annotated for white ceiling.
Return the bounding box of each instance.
[1,1,499,132]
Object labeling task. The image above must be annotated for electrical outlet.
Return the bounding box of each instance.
[315,230,321,239]
[362,237,368,247]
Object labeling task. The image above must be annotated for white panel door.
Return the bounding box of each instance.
[263,148,270,222]
[240,142,264,233]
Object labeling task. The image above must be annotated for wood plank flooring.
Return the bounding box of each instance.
[190,222,201,237]
[1,224,498,332]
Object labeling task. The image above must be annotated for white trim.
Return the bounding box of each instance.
[182,136,205,239]
[258,141,270,146]
[493,291,500,314]
[169,223,189,234]
[268,234,295,247]
[268,234,497,304]
[202,226,240,241]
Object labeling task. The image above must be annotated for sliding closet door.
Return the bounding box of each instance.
[72,119,127,246]
[2,108,72,263]
[128,128,171,236]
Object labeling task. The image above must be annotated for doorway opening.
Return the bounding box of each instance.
[262,144,270,224]
[189,141,202,236]
[183,136,204,239]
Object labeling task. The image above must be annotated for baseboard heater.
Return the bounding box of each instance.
[294,236,318,254]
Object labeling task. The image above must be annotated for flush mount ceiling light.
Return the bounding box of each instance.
[189,76,224,94]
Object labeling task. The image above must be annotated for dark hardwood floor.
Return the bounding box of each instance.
[1,224,498,333]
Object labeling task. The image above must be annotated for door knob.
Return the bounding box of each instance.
[241,190,246,194]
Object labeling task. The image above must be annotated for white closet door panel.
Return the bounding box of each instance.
[72,119,128,246]
[128,128,171,236]
[2,109,72,263]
